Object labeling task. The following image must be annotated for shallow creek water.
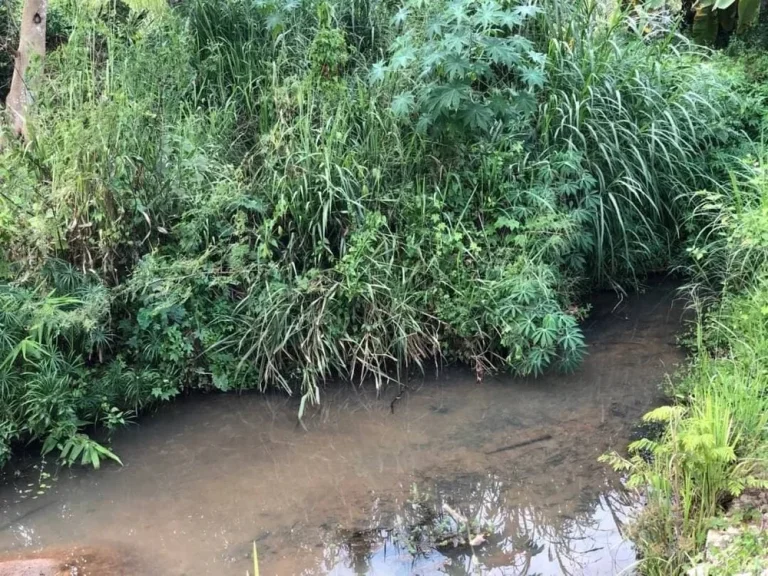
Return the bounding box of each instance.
[0,284,685,576]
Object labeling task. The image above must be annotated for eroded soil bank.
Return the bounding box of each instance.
[0,283,685,575]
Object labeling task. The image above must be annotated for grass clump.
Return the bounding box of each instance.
[0,0,743,468]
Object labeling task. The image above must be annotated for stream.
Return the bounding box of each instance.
[0,283,685,575]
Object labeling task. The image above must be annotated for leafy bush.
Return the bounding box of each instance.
[381,0,546,134]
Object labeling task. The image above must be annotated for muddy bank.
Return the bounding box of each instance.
[0,283,685,575]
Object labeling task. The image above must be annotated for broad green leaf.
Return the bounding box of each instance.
[391,92,416,117]
[441,33,469,54]
[265,13,284,32]
[527,50,547,66]
[713,0,736,10]
[369,61,387,84]
[390,46,416,70]
[443,53,471,80]
[501,12,524,27]
[475,1,504,29]
[510,35,534,52]
[392,6,409,26]
[447,0,468,23]
[461,102,494,131]
[426,82,470,113]
[737,0,760,32]
[521,67,546,88]
[513,4,543,19]
[482,37,521,67]
[426,18,444,38]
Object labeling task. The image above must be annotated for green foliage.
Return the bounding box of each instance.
[707,524,768,575]
[0,275,126,468]
[602,382,768,573]
[605,140,768,574]
[0,0,19,103]
[540,1,732,281]
[309,3,349,80]
[382,0,546,135]
[0,0,744,468]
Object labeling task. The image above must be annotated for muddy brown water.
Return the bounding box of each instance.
[0,284,686,575]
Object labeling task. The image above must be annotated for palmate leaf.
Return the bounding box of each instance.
[392,6,409,27]
[369,61,387,84]
[533,325,557,347]
[482,37,522,67]
[415,113,434,133]
[446,0,468,23]
[441,32,470,54]
[513,4,543,19]
[419,41,446,74]
[443,53,472,80]
[558,327,584,352]
[489,91,513,118]
[391,92,416,117]
[471,61,492,79]
[426,82,471,113]
[475,0,505,29]
[509,35,534,52]
[460,102,494,131]
[390,46,416,70]
[426,17,444,38]
[500,12,524,27]
[521,67,545,88]
[527,50,547,66]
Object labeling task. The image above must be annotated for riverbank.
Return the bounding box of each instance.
[603,116,768,573]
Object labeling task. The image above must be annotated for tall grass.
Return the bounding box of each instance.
[538,0,730,281]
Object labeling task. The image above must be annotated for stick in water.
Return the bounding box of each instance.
[484,434,553,455]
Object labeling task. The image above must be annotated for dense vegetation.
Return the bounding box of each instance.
[2,0,768,570]
[599,41,768,574]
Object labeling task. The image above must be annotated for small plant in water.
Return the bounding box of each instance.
[392,484,488,556]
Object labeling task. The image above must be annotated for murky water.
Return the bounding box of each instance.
[0,284,685,575]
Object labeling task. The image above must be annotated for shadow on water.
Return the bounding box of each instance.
[0,283,686,575]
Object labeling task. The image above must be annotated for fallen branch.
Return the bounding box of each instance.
[484,434,553,455]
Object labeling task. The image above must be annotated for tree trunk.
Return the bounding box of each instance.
[6,0,47,141]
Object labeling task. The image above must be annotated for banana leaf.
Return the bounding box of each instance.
[693,5,719,44]
[737,0,761,32]
[720,2,738,31]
